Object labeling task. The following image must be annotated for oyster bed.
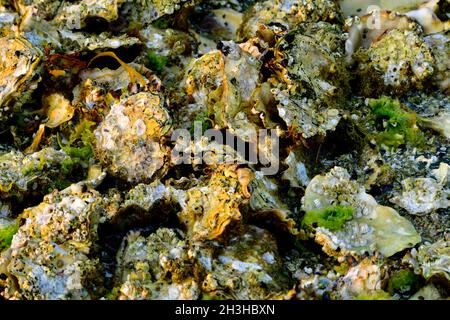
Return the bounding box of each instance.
[0,0,449,300]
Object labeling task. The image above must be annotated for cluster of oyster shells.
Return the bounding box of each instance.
[0,0,448,300]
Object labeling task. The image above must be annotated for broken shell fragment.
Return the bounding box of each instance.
[390,177,449,215]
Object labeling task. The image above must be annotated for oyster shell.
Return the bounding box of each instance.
[274,22,348,138]
[337,257,385,300]
[424,32,450,92]
[410,284,443,300]
[114,228,201,300]
[121,0,199,26]
[14,0,62,20]
[0,36,42,122]
[390,177,449,215]
[53,0,119,30]
[281,150,311,189]
[248,170,298,235]
[182,42,262,142]
[114,225,289,300]
[0,0,446,301]
[0,148,72,200]
[238,0,342,40]
[0,6,18,33]
[200,226,289,299]
[94,92,172,184]
[341,1,450,34]
[350,15,435,95]
[122,165,248,241]
[59,30,141,53]
[0,182,120,299]
[302,167,421,259]
[409,240,450,282]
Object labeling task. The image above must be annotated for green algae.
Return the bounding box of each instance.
[387,269,421,295]
[302,205,354,231]
[58,120,96,175]
[104,287,121,300]
[0,222,19,251]
[369,97,426,149]
[190,111,214,135]
[147,51,169,73]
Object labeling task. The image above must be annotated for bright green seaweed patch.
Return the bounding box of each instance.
[0,222,19,251]
[60,120,95,155]
[369,97,425,149]
[387,269,421,295]
[20,153,47,176]
[58,120,95,176]
[66,119,96,147]
[302,205,354,231]
[147,51,169,73]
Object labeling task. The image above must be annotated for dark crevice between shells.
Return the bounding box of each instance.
[97,201,182,292]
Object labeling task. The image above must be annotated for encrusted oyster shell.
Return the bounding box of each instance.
[390,177,449,215]
[122,165,248,241]
[353,28,435,96]
[0,183,120,299]
[114,228,201,300]
[302,167,421,259]
[408,240,450,282]
[94,92,172,184]
[200,226,289,299]
[0,36,42,122]
[274,22,349,138]
[0,148,71,200]
[238,0,342,40]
